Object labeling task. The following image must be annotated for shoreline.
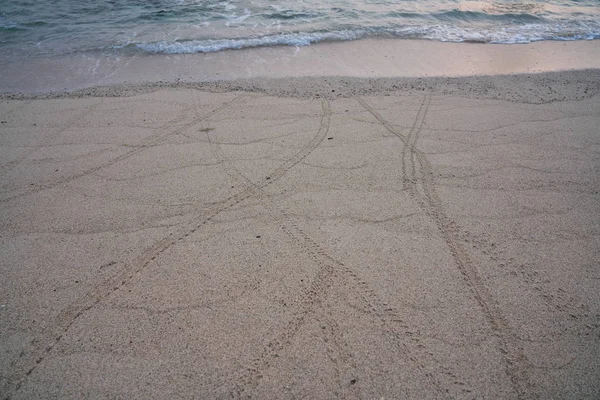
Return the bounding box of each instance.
[2,38,600,94]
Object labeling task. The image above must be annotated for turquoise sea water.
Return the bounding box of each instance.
[1,0,600,60]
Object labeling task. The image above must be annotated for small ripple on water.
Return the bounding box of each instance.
[1,0,599,59]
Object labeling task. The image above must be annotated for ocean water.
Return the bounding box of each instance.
[1,0,600,60]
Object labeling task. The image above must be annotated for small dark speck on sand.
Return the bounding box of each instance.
[256,235,261,239]
[327,137,333,140]
[100,261,116,269]
[350,379,357,385]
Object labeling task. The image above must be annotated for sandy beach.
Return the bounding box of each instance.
[1,40,600,399]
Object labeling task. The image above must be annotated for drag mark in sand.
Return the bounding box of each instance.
[314,310,360,398]
[0,93,239,204]
[2,94,248,397]
[3,94,335,398]
[203,98,336,397]
[358,96,534,399]
[205,100,449,399]
[0,100,103,178]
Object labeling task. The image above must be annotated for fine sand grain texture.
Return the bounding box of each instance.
[1,75,599,399]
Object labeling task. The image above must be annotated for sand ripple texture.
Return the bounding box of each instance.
[0,83,599,399]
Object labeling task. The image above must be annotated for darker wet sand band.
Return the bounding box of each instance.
[1,39,599,94]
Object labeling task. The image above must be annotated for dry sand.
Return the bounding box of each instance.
[1,63,600,398]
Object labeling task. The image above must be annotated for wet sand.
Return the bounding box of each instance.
[1,45,600,399]
[2,39,600,93]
